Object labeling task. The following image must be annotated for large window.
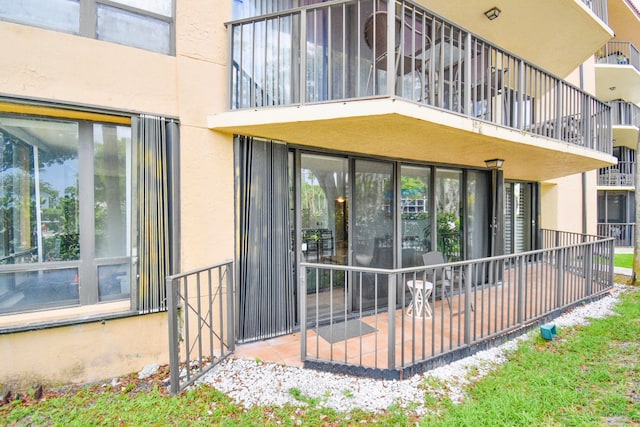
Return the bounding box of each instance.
[0,113,132,313]
[0,0,174,54]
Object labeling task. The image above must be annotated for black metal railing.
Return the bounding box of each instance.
[167,260,235,394]
[300,230,613,378]
[227,0,612,155]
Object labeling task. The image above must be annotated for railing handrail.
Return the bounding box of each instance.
[166,259,233,280]
[302,231,613,274]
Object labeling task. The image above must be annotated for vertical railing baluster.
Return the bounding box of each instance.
[299,265,307,362]
[167,276,180,395]
[387,272,396,371]
[464,263,472,345]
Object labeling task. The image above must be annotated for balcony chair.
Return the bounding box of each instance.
[363,10,429,98]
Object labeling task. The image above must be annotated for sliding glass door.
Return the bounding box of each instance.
[353,159,393,310]
[300,153,349,320]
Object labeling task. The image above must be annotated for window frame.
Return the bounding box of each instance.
[0,0,176,55]
[0,109,134,314]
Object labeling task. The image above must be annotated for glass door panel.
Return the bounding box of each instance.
[300,153,348,320]
[466,170,490,260]
[436,168,462,261]
[400,165,431,267]
[353,159,393,310]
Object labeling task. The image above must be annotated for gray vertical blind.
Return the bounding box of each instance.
[135,114,174,313]
[236,136,295,342]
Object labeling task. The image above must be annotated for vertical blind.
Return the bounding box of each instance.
[236,136,295,342]
[134,114,175,313]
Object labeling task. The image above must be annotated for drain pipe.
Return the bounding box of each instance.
[580,65,588,235]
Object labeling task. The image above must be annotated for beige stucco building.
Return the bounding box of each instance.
[0,0,633,390]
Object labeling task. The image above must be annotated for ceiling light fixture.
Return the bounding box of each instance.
[484,6,501,20]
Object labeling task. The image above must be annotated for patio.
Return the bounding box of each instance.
[167,230,614,393]
[233,247,612,378]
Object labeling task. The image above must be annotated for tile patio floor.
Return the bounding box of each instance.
[233,262,611,372]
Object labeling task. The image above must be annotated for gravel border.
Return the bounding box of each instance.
[199,285,626,415]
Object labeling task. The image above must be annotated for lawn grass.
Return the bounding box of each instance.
[2,288,638,426]
[420,288,640,426]
[615,253,633,269]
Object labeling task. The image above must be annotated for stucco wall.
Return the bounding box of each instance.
[542,170,599,235]
[0,0,234,388]
[0,313,168,390]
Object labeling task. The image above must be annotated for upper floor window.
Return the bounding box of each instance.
[0,0,174,55]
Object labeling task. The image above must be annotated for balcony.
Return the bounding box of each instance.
[595,41,640,102]
[211,0,614,182]
[597,222,634,247]
[598,161,635,187]
[610,100,640,149]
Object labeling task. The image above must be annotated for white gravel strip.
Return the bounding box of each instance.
[199,285,625,415]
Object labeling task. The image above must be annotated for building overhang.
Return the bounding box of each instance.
[208,98,615,182]
[420,0,613,78]
[595,64,640,102]
[613,125,639,149]
[608,0,640,48]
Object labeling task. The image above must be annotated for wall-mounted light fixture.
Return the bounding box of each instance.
[484,7,501,20]
[336,196,346,203]
[484,158,504,169]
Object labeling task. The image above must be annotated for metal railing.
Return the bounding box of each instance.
[610,100,640,127]
[167,260,235,394]
[598,222,635,247]
[227,0,612,155]
[598,161,635,186]
[596,41,640,72]
[581,0,608,23]
[300,230,613,378]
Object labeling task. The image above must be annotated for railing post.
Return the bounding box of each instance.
[225,262,235,352]
[585,244,593,297]
[517,255,525,324]
[386,3,396,96]
[387,272,397,370]
[300,265,307,363]
[299,9,307,104]
[166,276,180,395]
[463,33,471,114]
[463,263,472,345]
[556,248,565,307]
[609,239,615,289]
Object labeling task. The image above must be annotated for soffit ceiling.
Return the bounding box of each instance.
[420,0,614,78]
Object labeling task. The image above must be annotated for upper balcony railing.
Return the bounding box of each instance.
[610,100,640,127]
[228,0,612,155]
[595,41,640,72]
[598,161,635,186]
[581,0,608,23]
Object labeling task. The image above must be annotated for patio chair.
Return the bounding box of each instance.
[363,10,429,98]
[422,251,453,309]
